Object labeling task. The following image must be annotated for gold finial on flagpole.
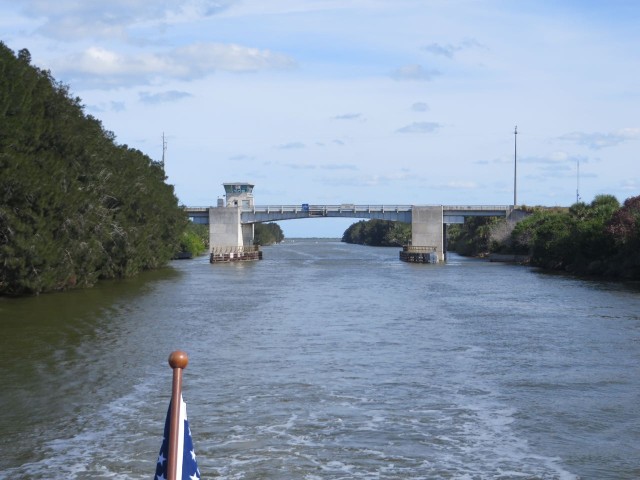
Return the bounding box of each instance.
[169,350,189,369]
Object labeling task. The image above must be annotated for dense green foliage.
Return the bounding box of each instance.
[508,195,620,273]
[447,217,503,257]
[253,222,284,245]
[342,219,411,246]
[451,195,640,279]
[177,223,209,257]
[0,43,187,295]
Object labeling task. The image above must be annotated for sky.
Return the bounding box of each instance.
[1,0,639,237]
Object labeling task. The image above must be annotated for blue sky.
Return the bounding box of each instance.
[1,0,638,236]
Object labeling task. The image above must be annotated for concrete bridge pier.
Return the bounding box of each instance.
[401,206,444,263]
[209,206,243,246]
[208,206,261,262]
[209,182,261,262]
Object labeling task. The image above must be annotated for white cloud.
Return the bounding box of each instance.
[315,172,409,189]
[320,163,357,170]
[422,39,485,58]
[619,127,640,137]
[391,64,441,81]
[20,0,237,41]
[558,128,640,150]
[175,43,296,74]
[396,122,442,134]
[522,152,587,165]
[139,90,192,104]
[50,43,296,87]
[276,142,306,150]
[332,113,362,120]
[110,101,126,112]
[49,47,169,87]
[620,179,638,191]
[411,102,429,112]
[283,162,315,169]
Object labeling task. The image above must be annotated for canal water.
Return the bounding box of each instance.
[1,239,639,479]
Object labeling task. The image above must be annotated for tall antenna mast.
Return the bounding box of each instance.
[576,157,580,203]
[513,125,518,207]
[162,132,167,165]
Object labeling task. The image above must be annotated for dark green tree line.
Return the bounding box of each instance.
[508,195,621,273]
[342,219,410,246]
[603,195,640,278]
[1,43,187,295]
[450,194,640,279]
[447,217,502,257]
[253,223,284,245]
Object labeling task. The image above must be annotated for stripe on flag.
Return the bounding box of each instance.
[155,394,200,480]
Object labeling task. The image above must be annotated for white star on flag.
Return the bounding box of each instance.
[154,394,201,480]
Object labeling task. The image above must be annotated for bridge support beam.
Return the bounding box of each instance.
[409,206,444,262]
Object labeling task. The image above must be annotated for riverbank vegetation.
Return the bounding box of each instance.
[340,194,639,279]
[177,223,209,257]
[0,43,187,295]
[342,219,411,246]
[449,194,640,279]
[254,223,284,245]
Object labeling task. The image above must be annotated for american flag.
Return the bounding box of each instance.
[154,395,201,480]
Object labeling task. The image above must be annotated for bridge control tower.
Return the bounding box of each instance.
[223,182,254,209]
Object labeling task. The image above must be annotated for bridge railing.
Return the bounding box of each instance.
[246,205,414,214]
[183,206,209,212]
[443,205,512,211]
[185,205,513,216]
[186,205,511,212]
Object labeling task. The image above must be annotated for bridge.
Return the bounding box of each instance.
[185,204,511,225]
[185,183,515,263]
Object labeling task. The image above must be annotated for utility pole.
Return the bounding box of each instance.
[576,157,580,203]
[161,132,167,171]
[513,125,518,208]
[162,132,167,163]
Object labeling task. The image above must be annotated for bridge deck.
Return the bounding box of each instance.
[244,205,414,223]
[184,205,512,224]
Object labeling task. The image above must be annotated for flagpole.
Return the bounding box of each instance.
[167,351,189,480]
